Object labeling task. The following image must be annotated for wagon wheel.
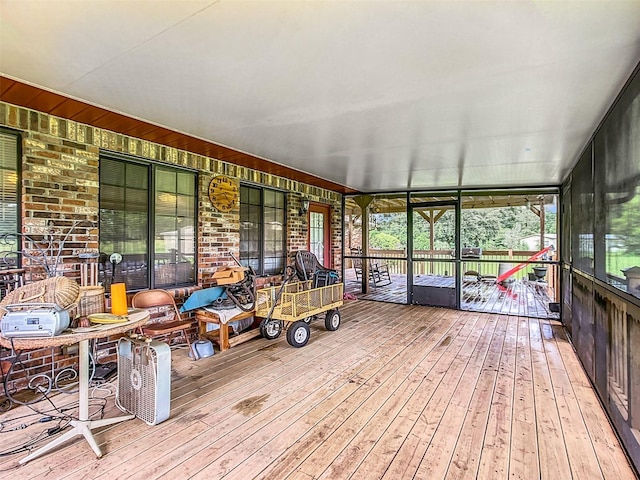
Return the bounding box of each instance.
[286,320,310,348]
[303,315,315,324]
[259,318,281,340]
[324,309,341,331]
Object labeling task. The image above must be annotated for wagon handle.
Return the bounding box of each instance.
[265,265,297,322]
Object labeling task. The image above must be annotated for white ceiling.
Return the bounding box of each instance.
[1,0,639,193]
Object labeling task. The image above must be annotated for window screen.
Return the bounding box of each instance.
[240,185,286,275]
[99,156,196,289]
[0,131,19,267]
[571,148,594,275]
[595,71,640,295]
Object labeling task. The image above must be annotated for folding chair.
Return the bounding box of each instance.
[131,289,195,359]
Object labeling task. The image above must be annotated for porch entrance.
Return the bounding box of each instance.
[308,203,331,267]
[410,202,459,308]
[343,190,559,319]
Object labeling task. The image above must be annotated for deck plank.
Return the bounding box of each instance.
[541,321,607,479]
[509,316,540,479]
[380,312,487,479]
[476,315,518,479]
[59,301,393,480]
[161,307,432,479]
[223,309,448,480]
[413,314,500,479]
[545,320,637,480]
[529,317,573,480]
[298,309,456,480]
[0,301,634,480]
[444,313,507,480]
[347,311,476,480]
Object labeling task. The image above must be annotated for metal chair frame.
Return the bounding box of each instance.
[131,289,195,359]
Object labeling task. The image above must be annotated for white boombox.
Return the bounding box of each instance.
[0,303,70,338]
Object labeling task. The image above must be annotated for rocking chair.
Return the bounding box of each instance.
[350,248,392,288]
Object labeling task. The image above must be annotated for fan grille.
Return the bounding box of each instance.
[117,337,171,425]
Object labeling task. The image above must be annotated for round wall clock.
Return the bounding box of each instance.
[208,175,239,212]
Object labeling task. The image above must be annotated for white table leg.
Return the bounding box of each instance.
[19,339,134,464]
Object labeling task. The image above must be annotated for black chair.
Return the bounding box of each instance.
[290,251,339,287]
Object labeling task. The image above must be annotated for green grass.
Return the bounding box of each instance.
[607,253,640,279]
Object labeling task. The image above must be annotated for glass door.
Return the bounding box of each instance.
[410,202,459,308]
[308,203,331,267]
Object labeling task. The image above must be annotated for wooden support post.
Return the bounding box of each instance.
[354,195,373,293]
[540,198,545,251]
[628,303,640,429]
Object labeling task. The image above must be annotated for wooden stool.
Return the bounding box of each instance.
[196,309,259,351]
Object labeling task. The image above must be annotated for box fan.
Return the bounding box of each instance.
[117,336,171,425]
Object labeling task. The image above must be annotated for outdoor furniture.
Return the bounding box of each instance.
[131,289,195,358]
[196,308,259,352]
[0,309,150,464]
[291,250,339,287]
[0,268,25,299]
[350,248,392,288]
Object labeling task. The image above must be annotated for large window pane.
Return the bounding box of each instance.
[561,183,571,265]
[461,191,558,260]
[460,191,559,310]
[240,185,286,276]
[344,193,408,305]
[345,194,408,254]
[100,159,149,289]
[154,167,196,287]
[100,158,196,290]
[596,74,640,297]
[572,148,594,274]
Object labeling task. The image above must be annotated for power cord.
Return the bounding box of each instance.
[0,395,108,458]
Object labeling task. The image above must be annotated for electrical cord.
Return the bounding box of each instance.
[4,339,99,418]
[0,325,115,460]
[0,416,71,457]
[0,395,108,458]
[109,373,129,414]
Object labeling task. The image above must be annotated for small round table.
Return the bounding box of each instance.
[0,309,149,465]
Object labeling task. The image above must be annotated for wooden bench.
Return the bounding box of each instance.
[196,308,260,351]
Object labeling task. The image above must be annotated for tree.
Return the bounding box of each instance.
[370,231,402,250]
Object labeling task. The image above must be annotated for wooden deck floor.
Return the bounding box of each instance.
[345,272,559,319]
[0,301,635,479]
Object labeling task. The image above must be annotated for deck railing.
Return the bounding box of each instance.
[570,272,640,471]
[345,248,559,303]
[346,248,558,288]
[609,297,629,418]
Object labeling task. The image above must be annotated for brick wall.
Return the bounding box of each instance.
[0,101,343,400]
[20,132,100,282]
[287,193,309,253]
[198,174,241,286]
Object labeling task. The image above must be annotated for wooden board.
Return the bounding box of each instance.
[0,301,634,480]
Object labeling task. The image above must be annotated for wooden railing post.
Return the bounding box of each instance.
[628,303,640,429]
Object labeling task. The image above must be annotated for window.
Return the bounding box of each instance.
[99,155,196,290]
[571,148,594,275]
[240,185,286,275]
[595,73,640,296]
[0,130,19,267]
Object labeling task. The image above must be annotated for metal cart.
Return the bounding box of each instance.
[255,280,343,347]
